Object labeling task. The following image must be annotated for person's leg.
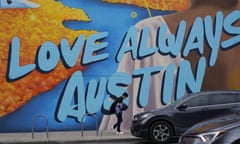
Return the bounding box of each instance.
[116,113,123,132]
[113,114,119,129]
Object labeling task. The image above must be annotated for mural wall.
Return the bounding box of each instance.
[0,0,239,132]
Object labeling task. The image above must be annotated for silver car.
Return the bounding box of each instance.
[179,113,240,144]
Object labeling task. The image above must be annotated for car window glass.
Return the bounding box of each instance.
[183,95,209,107]
[210,93,239,105]
[235,93,240,102]
[173,95,187,106]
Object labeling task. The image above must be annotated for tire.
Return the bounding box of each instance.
[149,121,173,144]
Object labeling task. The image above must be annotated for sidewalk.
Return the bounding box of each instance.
[0,130,140,144]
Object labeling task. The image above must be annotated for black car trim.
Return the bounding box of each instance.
[175,102,240,110]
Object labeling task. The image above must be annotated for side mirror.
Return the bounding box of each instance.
[177,104,187,111]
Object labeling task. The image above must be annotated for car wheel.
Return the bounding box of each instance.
[149,121,173,144]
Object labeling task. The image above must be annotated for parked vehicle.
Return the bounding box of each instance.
[179,113,240,144]
[131,90,240,144]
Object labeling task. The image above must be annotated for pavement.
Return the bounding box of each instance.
[0,130,140,144]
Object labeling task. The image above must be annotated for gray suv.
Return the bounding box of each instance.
[131,90,240,144]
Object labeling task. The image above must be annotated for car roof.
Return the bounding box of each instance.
[179,90,240,102]
[186,90,240,96]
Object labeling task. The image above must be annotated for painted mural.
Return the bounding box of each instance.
[0,0,239,132]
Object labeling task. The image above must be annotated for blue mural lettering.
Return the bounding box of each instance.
[133,66,164,107]
[37,41,60,72]
[158,20,186,57]
[116,25,138,62]
[103,72,131,111]
[82,32,109,65]
[57,71,85,122]
[138,27,158,59]
[222,10,240,49]
[57,71,131,122]
[6,10,240,123]
[7,37,35,81]
[204,11,223,67]
[183,17,204,57]
[86,77,107,113]
[176,57,206,99]
[60,35,85,68]
[161,63,176,104]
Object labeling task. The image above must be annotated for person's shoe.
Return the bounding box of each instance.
[111,125,116,132]
[116,131,124,135]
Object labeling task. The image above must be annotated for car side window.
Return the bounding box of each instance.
[235,94,240,102]
[210,93,240,105]
[183,95,209,107]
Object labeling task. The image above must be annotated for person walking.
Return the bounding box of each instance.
[111,92,128,134]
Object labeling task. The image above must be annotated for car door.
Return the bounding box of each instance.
[208,93,240,119]
[173,94,211,133]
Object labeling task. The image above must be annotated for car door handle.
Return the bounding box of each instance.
[232,105,240,108]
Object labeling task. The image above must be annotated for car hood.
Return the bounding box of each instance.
[134,104,173,117]
[185,113,240,135]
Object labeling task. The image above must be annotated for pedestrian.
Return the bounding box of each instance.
[111,92,128,134]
